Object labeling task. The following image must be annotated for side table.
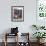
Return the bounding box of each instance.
[4,33,18,46]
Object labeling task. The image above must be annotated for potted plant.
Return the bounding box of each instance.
[33,32,46,43]
[32,24,45,30]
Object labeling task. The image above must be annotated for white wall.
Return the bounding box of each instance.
[0,0,36,33]
[0,0,37,42]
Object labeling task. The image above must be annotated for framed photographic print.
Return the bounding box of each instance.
[11,6,24,22]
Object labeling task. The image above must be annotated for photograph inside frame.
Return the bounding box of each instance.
[11,6,24,22]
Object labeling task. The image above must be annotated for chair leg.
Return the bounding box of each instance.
[4,41,7,46]
[15,34,18,46]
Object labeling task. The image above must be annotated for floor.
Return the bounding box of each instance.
[0,42,46,46]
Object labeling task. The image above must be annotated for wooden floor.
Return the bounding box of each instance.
[0,42,46,46]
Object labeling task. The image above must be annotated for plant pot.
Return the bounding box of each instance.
[37,39,45,44]
[37,39,40,43]
[40,38,45,43]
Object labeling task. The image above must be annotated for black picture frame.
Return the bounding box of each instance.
[11,6,24,22]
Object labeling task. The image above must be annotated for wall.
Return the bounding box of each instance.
[0,0,36,42]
